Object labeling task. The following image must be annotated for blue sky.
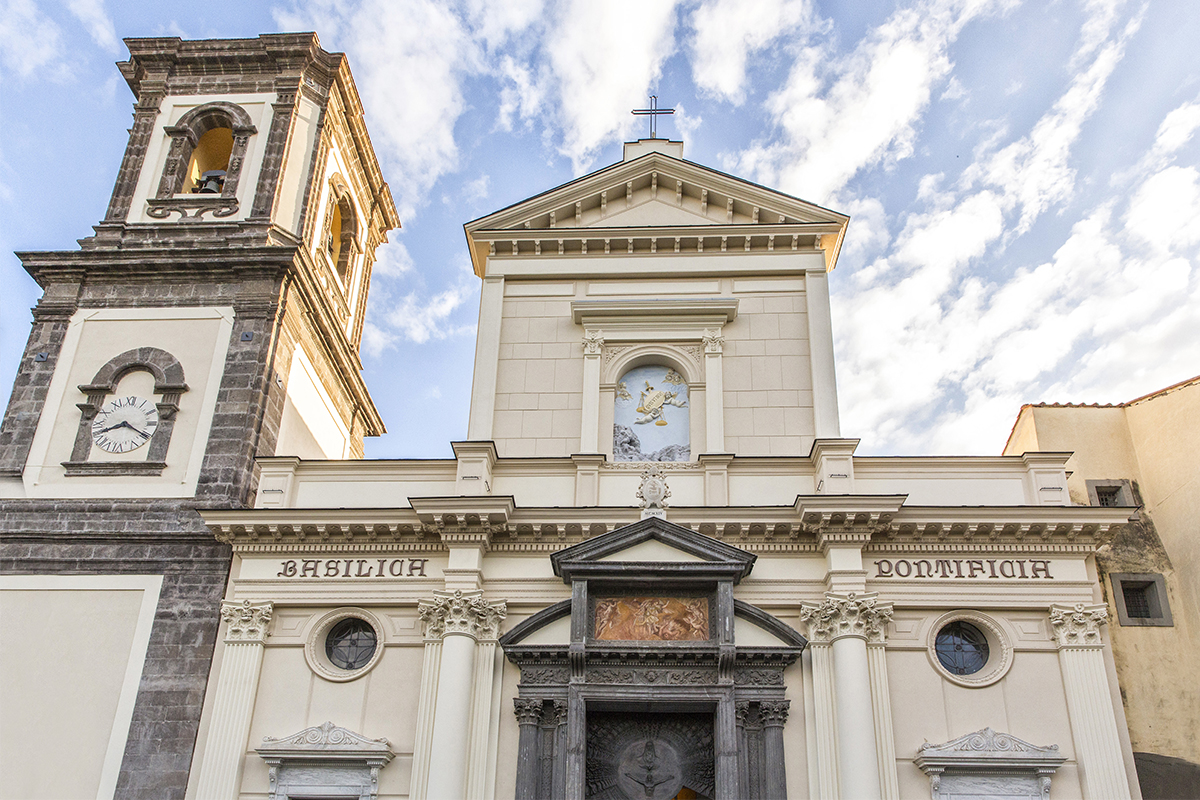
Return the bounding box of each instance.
[1,0,1198,459]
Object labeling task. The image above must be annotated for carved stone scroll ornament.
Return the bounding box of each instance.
[583,329,604,356]
[637,465,671,510]
[221,600,274,643]
[758,700,790,727]
[1049,603,1108,648]
[800,591,893,644]
[418,590,507,641]
[257,721,393,800]
[914,728,1065,800]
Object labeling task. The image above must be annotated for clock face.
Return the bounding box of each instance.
[91,396,160,454]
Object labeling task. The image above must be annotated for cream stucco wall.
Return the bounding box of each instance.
[0,575,161,800]
[20,307,234,498]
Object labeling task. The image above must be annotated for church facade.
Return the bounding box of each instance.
[0,34,1146,800]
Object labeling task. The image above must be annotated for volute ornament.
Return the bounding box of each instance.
[1049,603,1108,648]
[701,328,724,354]
[582,329,604,356]
[221,599,274,643]
[800,591,893,644]
[419,590,507,641]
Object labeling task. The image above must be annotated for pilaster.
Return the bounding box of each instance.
[702,328,725,451]
[805,267,841,437]
[700,452,734,506]
[194,600,273,800]
[802,592,893,800]
[416,591,507,800]
[1049,603,1132,800]
[579,330,603,452]
[467,276,505,440]
[867,633,900,800]
[572,453,605,506]
[453,440,499,496]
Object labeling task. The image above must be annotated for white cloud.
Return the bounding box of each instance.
[1151,99,1200,156]
[275,0,484,220]
[370,242,417,278]
[830,5,1164,454]
[736,0,1011,204]
[1125,166,1200,254]
[462,173,490,204]
[542,0,682,170]
[370,281,478,351]
[0,0,63,78]
[689,0,816,105]
[65,0,117,52]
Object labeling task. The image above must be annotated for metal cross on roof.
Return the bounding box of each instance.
[632,95,675,139]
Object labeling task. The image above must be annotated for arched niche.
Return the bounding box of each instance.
[150,101,257,219]
[64,347,189,476]
[323,175,361,286]
[604,346,701,462]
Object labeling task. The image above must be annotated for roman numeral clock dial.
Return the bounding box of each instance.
[91,396,159,454]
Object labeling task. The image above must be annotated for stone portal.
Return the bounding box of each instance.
[585,712,714,800]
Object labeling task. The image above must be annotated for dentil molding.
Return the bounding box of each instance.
[221,599,274,643]
[419,590,507,641]
[800,591,893,644]
[1049,603,1108,648]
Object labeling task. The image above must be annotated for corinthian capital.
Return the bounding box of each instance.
[582,329,604,356]
[419,590,507,641]
[1049,603,1108,648]
[221,600,274,644]
[800,591,893,644]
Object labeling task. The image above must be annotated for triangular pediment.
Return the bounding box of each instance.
[551,516,756,582]
[463,151,850,276]
[467,152,848,234]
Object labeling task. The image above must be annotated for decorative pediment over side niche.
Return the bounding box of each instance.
[550,516,756,583]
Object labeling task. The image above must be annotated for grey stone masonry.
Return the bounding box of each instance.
[1,33,399,800]
[1,505,228,800]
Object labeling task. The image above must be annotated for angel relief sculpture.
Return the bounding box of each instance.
[594,597,710,641]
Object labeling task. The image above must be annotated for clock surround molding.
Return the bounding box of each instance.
[63,347,189,476]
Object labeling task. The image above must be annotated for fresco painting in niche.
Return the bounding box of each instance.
[613,364,689,461]
[594,597,710,641]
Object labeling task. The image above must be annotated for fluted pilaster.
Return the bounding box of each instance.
[1050,603,1132,800]
[194,600,273,800]
[802,592,893,800]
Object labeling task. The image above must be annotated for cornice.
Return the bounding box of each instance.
[203,500,1128,554]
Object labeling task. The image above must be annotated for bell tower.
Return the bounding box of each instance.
[0,33,396,800]
[1,33,397,497]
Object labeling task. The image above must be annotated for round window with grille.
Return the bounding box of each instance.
[934,621,990,675]
[325,618,378,670]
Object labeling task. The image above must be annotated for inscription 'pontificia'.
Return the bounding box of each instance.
[276,558,429,578]
[874,558,1054,579]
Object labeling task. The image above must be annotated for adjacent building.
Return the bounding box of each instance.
[0,32,1164,800]
[1004,377,1200,799]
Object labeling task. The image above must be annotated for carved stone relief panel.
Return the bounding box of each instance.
[586,712,715,800]
[594,597,710,641]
